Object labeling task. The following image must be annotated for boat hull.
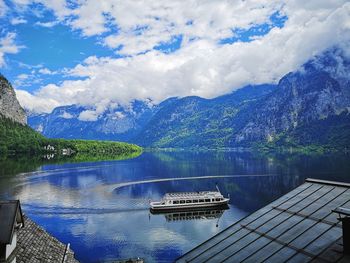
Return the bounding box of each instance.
[150,199,229,212]
[150,203,229,214]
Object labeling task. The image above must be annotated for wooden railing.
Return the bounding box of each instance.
[61,243,70,263]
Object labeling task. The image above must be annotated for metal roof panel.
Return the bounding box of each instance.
[176,179,350,262]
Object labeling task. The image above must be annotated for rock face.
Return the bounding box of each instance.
[0,74,27,125]
[228,48,350,146]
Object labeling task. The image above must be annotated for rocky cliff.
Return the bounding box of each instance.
[229,48,350,146]
[0,74,27,125]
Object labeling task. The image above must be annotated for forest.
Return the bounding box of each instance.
[0,114,142,157]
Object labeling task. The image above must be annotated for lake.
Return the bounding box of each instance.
[0,151,349,262]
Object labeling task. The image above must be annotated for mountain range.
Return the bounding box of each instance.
[28,48,350,151]
[29,100,156,142]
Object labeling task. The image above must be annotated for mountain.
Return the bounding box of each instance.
[28,84,275,146]
[134,84,276,147]
[29,100,156,141]
[0,74,26,125]
[134,48,350,150]
[227,48,350,148]
[0,74,142,157]
[28,48,350,151]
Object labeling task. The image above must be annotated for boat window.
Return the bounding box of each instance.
[173,200,179,204]
[215,198,221,201]
[186,200,192,203]
[205,199,210,202]
[199,199,204,203]
[193,200,198,203]
[180,200,185,204]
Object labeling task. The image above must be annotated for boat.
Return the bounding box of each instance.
[149,185,230,211]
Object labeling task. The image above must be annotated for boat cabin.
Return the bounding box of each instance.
[165,197,225,205]
[0,200,24,263]
[162,191,225,204]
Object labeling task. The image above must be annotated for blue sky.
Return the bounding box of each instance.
[1,3,286,92]
[0,1,349,117]
[1,4,116,92]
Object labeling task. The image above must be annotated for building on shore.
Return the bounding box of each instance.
[0,200,24,263]
[176,178,350,262]
[0,200,79,263]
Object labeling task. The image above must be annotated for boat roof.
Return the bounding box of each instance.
[164,191,223,200]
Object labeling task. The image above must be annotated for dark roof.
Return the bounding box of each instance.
[0,200,24,244]
[176,178,350,263]
[16,215,78,263]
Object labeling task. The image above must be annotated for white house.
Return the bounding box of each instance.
[0,200,24,263]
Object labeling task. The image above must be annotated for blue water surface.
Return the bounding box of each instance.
[0,151,349,262]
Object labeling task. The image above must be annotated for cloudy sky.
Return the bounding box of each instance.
[0,0,349,117]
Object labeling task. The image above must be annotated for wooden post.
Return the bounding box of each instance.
[341,217,350,255]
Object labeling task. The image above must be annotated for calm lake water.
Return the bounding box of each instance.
[0,151,349,262]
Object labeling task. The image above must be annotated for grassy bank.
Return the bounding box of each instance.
[0,115,142,159]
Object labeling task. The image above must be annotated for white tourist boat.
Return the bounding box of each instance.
[150,186,230,211]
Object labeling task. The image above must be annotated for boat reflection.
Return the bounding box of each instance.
[151,205,229,224]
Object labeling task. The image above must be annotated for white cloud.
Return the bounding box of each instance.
[114,112,125,119]
[35,20,59,27]
[11,0,69,18]
[78,110,98,121]
[60,111,74,119]
[0,0,7,17]
[14,73,29,87]
[10,17,27,25]
[17,73,29,80]
[0,33,23,67]
[15,89,61,113]
[71,0,283,55]
[38,67,56,75]
[12,0,350,116]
